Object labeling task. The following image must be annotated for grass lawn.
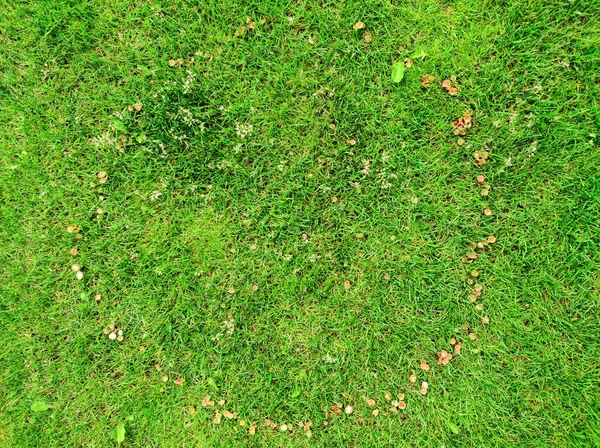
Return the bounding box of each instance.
[1,0,599,446]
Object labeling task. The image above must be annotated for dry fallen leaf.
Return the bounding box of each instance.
[475,303,484,311]
[420,388,428,395]
[162,375,169,382]
[442,79,452,90]
[457,138,465,145]
[70,248,78,256]
[462,324,470,331]
[67,225,79,233]
[398,401,406,410]
[449,86,458,95]
[97,171,107,179]
[174,377,184,386]
[469,332,477,340]
[202,395,214,407]
[348,139,356,146]
[364,32,373,43]
[345,405,353,414]
[169,59,177,67]
[214,411,222,424]
[487,235,496,243]
[420,75,434,87]
[420,362,430,372]
[471,270,479,277]
[252,284,258,291]
[383,273,390,280]
[76,271,84,280]
[405,58,413,68]
[477,175,486,183]
[409,373,417,382]
[366,398,376,406]
[482,316,490,324]
[227,287,235,294]
[344,280,351,289]
[389,407,398,414]
[249,424,257,435]
[450,75,457,82]
[481,189,489,196]
[372,409,379,416]
[353,21,365,30]
[484,208,492,215]
[398,393,405,400]
[223,410,237,419]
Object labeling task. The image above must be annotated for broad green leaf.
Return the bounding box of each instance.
[113,120,127,133]
[446,420,460,434]
[411,49,427,60]
[207,377,218,389]
[291,388,301,398]
[135,134,147,144]
[30,401,49,412]
[391,62,405,83]
[116,423,126,444]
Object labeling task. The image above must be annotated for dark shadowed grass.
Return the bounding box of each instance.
[1,0,599,446]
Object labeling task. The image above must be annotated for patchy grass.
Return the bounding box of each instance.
[1,0,599,446]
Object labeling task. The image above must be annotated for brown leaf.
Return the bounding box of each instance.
[366,398,376,406]
[227,287,235,294]
[353,21,365,30]
[487,235,496,243]
[364,32,373,43]
[468,332,477,340]
[223,410,237,419]
[457,138,465,145]
[70,248,78,256]
[419,362,430,372]
[344,280,351,289]
[214,411,222,424]
[477,175,486,183]
[482,316,490,324]
[449,86,458,95]
[484,208,492,215]
[202,395,214,407]
[249,424,257,435]
[442,79,452,90]
[398,401,406,409]
[450,75,457,82]
[405,59,413,68]
[174,377,184,386]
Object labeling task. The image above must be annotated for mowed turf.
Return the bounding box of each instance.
[1,0,599,446]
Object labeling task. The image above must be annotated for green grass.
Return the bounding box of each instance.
[1,0,599,446]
